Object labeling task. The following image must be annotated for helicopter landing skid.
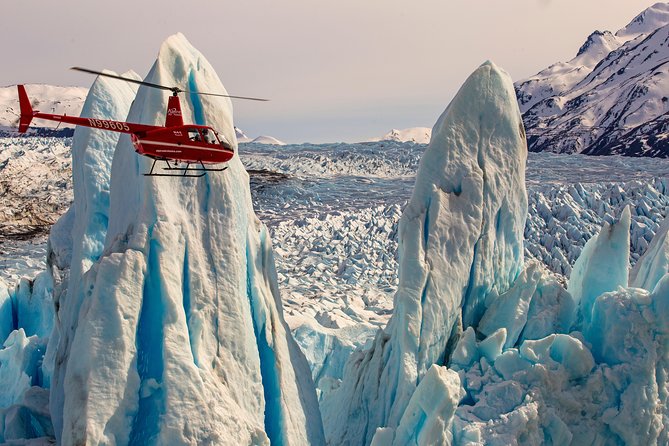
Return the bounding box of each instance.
[144,159,228,177]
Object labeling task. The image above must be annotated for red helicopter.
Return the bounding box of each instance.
[17,67,268,177]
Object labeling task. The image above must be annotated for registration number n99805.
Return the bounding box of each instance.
[87,118,130,132]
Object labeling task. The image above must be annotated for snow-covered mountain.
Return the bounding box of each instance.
[517,2,669,157]
[369,127,432,144]
[251,135,286,145]
[235,126,251,142]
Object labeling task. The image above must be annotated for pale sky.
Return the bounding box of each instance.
[1,1,662,142]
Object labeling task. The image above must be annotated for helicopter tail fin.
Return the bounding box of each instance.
[165,94,184,128]
[17,85,34,133]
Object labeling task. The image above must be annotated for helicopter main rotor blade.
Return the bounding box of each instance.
[71,67,176,93]
[182,90,269,101]
[71,66,269,101]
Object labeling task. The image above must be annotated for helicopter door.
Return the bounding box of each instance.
[188,129,201,142]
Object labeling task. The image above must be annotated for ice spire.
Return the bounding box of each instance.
[48,69,140,439]
[323,61,528,445]
[631,216,669,291]
[51,33,324,445]
[567,206,631,326]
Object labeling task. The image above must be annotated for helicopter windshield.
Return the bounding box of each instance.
[201,128,215,144]
[216,131,233,150]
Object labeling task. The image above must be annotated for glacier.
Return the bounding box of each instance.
[2,32,669,446]
[448,211,669,445]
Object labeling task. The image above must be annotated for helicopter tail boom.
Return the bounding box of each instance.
[17,85,35,133]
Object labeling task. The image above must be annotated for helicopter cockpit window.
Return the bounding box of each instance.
[188,129,201,141]
[217,132,233,150]
[201,128,215,144]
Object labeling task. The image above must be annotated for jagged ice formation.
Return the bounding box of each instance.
[2,28,669,446]
[323,61,529,445]
[322,60,669,445]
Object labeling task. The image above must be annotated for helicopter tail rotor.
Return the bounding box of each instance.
[17,85,36,133]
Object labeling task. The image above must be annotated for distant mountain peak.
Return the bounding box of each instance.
[616,2,669,40]
[251,135,286,145]
[576,30,616,58]
[571,30,621,69]
[517,3,669,157]
[368,127,431,144]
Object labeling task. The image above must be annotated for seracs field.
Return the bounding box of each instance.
[2,14,669,446]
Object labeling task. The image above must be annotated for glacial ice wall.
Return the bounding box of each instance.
[52,33,323,445]
[323,61,528,445]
